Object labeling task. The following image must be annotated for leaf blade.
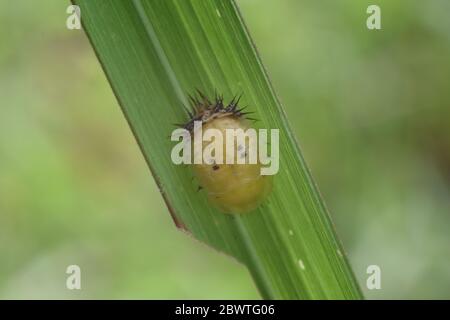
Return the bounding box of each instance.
[74,0,363,299]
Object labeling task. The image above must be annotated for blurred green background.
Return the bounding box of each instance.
[0,0,449,299]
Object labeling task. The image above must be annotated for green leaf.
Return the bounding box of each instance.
[73,0,363,299]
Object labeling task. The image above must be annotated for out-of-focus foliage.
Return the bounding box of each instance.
[0,0,449,299]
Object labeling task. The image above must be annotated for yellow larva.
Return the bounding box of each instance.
[184,92,272,214]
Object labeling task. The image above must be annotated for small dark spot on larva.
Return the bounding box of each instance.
[213,165,220,171]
